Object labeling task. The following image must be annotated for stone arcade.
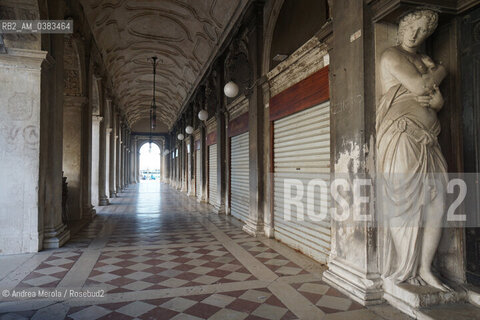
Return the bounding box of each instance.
[0,0,480,319]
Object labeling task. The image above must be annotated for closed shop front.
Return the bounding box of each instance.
[228,109,249,223]
[270,66,330,263]
[206,118,219,208]
[208,143,218,207]
[194,134,201,199]
[187,140,192,195]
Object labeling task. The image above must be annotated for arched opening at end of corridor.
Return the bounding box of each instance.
[139,142,161,182]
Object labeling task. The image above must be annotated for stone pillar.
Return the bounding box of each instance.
[181,140,187,192]
[200,126,207,202]
[106,127,112,196]
[115,116,121,194]
[132,137,137,183]
[0,49,48,253]
[244,4,265,236]
[216,111,227,214]
[63,96,87,220]
[41,51,70,250]
[91,115,102,206]
[322,0,383,305]
[187,137,195,196]
[98,110,109,206]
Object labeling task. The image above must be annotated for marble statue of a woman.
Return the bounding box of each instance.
[376,9,451,292]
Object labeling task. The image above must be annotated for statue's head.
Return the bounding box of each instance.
[397,9,438,48]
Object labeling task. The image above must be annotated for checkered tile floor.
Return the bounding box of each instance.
[85,245,257,293]
[66,288,297,320]
[239,241,309,277]
[0,182,406,320]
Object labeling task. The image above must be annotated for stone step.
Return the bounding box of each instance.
[417,303,480,320]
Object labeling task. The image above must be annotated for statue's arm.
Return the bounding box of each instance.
[421,55,447,86]
[381,48,433,96]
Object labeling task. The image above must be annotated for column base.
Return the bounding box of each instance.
[243,219,264,237]
[83,205,96,220]
[264,225,275,238]
[382,278,467,318]
[322,258,383,306]
[99,196,110,206]
[43,223,70,249]
[109,190,116,198]
[212,203,226,215]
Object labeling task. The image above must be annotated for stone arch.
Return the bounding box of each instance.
[262,0,329,73]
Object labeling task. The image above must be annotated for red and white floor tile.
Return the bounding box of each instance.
[0,182,407,320]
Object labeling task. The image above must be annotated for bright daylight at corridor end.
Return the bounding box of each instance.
[1,0,480,319]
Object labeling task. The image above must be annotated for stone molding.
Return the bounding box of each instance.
[226,94,249,120]
[267,36,329,98]
[0,48,47,70]
[206,117,217,134]
[64,96,88,110]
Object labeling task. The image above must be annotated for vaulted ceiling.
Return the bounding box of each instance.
[80,0,248,131]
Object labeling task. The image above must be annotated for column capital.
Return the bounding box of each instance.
[107,128,113,134]
[0,48,47,70]
[92,115,103,123]
[64,96,88,111]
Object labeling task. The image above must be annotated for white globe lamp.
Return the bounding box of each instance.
[177,133,185,140]
[198,109,208,121]
[185,125,194,135]
[224,81,239,98]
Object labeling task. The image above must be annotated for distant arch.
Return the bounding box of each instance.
[139,141,162,181]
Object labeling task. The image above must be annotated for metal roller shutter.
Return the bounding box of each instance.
[230,132,249,223]
[273,101,331,263]
[208,144,219,207]
[187,150,192,194]
[196,149,201,198]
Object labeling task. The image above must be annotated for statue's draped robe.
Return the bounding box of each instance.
[376,84,447,283]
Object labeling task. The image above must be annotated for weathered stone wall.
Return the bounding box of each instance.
[0,49,46,254]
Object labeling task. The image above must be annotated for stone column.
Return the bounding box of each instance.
[105,128,113,198]
[181,140,187,192]
[216,111,227,214]
[132,137,137,183]
[98,110,109,206]
[187,137,195,196]
[63,96,87,220]
[0,49,50,253]
[115,116,121,194]
[91,115,102,206]
[41,51,70,250]
[200,126,207,202]
[322,0,383,305]
[244,4,265,236]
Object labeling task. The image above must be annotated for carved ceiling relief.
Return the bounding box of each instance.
[79,0,246,130]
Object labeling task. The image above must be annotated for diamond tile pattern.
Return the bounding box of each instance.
[0,183,379,320]
[290,281,364,314]
[239,241,309,277]
[15,251,82,288]
[85,245,257,293]
[65,288,298,320]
